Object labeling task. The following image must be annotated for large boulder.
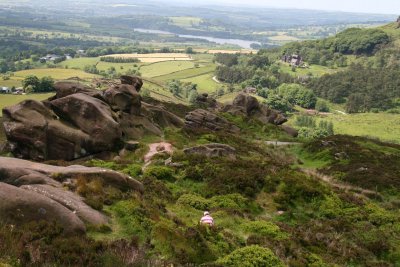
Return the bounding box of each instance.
[20,184,108,225]
[52,81,103,99]
[0,182,86,234]
[103,84,142,115]
[194,93,220,110]
[183,143,236,159]
[0,156,144,233]
[279,125,299,137]
[184,109,240,133]
[0,156,144,192]
[223,93,287,126]
[120,75,143,91]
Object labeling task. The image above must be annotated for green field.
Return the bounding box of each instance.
[140,61,196,78]
[182,73,221,93]
[60,57,100,69]
[1,68,99,88]
[279,62,339,77]
[0,93,55,116]
[14,68,99,80]
[153,65,215,82]
[169,16,203,27]
[288,112,400,143]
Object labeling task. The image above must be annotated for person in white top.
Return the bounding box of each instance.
[200,211,214,226]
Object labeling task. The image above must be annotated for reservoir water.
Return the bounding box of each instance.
[134,28,260,49]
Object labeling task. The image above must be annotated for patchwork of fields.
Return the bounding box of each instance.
[102,53,193,63]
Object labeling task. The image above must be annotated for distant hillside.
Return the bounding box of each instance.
[281,20,400,113]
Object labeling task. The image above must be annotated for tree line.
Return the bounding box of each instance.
[309,63,400,113]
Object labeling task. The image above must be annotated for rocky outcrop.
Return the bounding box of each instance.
[2,76,183,161]
[194,93,220,110]
[279,125,299,137]
[0,156,143,234]
[184,109,240,133]
[222,93,287,125]
[183,143,236,159]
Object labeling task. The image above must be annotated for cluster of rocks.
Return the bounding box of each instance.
[184,93,297,137]
[0,156,143,234]
[184,109,240,134]
[183,143,236,159]
[222,93,287,125]
[2,76,182,161]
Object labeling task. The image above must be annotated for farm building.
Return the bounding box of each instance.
[0,87,11,94]
[281,54,303,67]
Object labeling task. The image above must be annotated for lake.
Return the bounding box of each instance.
[134,28,260,49]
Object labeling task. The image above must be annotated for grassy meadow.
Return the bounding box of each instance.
[140,61,196,77]
[182,73,221,93]
[0,93,55,116]
[288,112,400,143]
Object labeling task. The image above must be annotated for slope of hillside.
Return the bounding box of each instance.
[0,77,399,266]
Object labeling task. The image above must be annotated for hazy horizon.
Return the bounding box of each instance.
[169,0,399,15]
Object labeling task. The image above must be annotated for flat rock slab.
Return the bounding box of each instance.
[21,184,108,225]
[183,143,236,159]
[0,182,86,234]
[0,156,145,233]
[0,156,144,192]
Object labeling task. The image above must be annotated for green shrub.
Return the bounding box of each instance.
[110,200,153,243]
[88,160,119,170]
[210,194,248,209]
[122,164,143,177]
[274,170,328,208]
[216,245,284,267]
[242,221,289,240]
[177,194,211,210]
[143,166,175,181]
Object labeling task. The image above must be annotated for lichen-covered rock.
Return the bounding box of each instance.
[184,109,240,133]
[0,182,86,234]
[0,156,144,233]
[279,125,299,137]
[20,184,108,225]
[183,143,236,159]
[0,156,144,192]
[223,93,287,126]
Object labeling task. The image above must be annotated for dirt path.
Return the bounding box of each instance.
[335,110,347,115]
[143,142,173,168]
[302,169,381,199]
[212,76,221,84]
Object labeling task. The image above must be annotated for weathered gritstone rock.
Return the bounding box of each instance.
[0,156,144,233]
[279,125,299,137]
[0,182,86,234]
[222,93,287,125]
[183,143,236,159]
[20,184,109,225]
[2,76,183,161]
[194,93,221,110]
[184,109,240,133]
[0,156,144,192]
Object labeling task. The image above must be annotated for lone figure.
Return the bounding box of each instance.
[200,211,214,226]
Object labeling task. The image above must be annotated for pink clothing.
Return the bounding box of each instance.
[200,215,214,226]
